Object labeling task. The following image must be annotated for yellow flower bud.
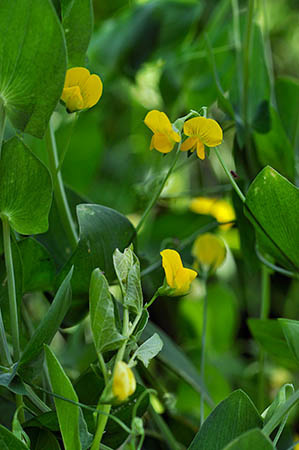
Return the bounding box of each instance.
[112,361,136,402]
[61,67,103,113]
[160,249,197,296]
[192,233,226,271]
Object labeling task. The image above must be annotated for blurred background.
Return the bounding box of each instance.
[15,0,299,447]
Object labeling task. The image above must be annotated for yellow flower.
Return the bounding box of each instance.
[112,361,136,402]
[144,110,181,153]
[61,67,103,112]
[190,197,235,231]
[192,233,226,271]
[160,249,197,295]
[181,116,223,159]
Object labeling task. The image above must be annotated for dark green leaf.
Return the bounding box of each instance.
[45,345,81,450]
[275,76,299,148]
[61,0,93,66]
[61,204,135,294]
[223,429,275,450]
[188,390,262,450]
[0,137,52,235]
[248,319,296,368]
[0,424,28,449]
[279,319,299,362]
[0,0,66,137]
[245,166,299,272]
[28,429,61,450]
[135,333,163,367]
[18,268,73,379]
[89,268,125,353]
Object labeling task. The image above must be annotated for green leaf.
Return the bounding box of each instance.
[0,424,28,449]
[245,166,299,272]
[279,319,299,362]
[254,107,294,180]
[18,238,55,292]
[263,389,299,436]
[188,390,262,450]
[263,383,294,425]
[223,429,275,450]
[0,137,52,235]
[89,268,125,353]
[135,333,163,367]
[45,345,81,450]
[61,204,135,294]
[275,76,299,148]
[18,268,73,379]
[26,429,61,450]
[113,246,143,314]
[143,321,212,405]
[248,319,297,368]
[61,0,93,66]
[0,0,66,138]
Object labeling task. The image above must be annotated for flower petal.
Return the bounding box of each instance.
[183,117,223,147]
[180,136,197,151]
[81,74,103,108]
[64,67,90,88]
[175,267,197,293]
[192,233,226,270]
[160,249,183,288]
[211,200,235,230]
[196,140,205,159]
[144,110,173,135]
[190,197,218,215]
[152,133,174,153]
[61,86,84,112]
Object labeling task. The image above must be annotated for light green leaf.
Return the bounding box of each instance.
[263,383,294,425]
[248,318,297,368]
[263,389,299,436]
[245,166,299,272]
[113,246,143,314]
[45,345,81,450]
[223,429,275,450]
[188,390,262,450]
[0,0,66,138]
[89,268,125,353]
[61,0,93,66]
[135,333,163,367]
[0,424,28,449]
[279,318,299,362]
[18,268,73,379]
[0,137,52,235]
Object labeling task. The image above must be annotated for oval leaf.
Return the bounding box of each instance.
[223,429,275,450]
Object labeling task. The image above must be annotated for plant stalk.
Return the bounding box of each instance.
[258,265,270,411]
[200,277,208,425]
[214,147,246,203]
[45,119,78,251]
[2,215,24,422]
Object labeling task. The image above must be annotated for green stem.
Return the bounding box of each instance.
[200,277,208,425]
[242,0,255,129]
[258,266,270,411]
[0,309,12,366]
[91,404,111,450]
[144,291,159,309]
[149,405,179,450]
[45,119,78,251]
[214,147,246,203]
[2,216,25,422]
[0,99,6,156]
[56,113,79,174]
[136,144,181,234]
[98,352,108,385]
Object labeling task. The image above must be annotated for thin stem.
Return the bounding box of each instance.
[136,144,181,234]
[214,147,246,203]
[149,405,179,450]
[25,385,51,413]
[98,352,108,385]
[56,113,79,174]
[144,291,159,309]
[242,0,255,129]
[2,216,24,422]
[200,277,208,425]
[256,249,299,280]
[45,119,78,251]
[258,266,270,411]
[0,309,12,366]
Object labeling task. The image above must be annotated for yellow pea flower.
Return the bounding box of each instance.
[144,110,181,153]
[192,233,226,272]
[190,197,235,231]
[160,249,197,296]
[61,67,103,113]
[181,116,223,159]
[112,361,136,402]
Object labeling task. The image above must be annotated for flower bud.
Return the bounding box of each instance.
[112,361,136,402]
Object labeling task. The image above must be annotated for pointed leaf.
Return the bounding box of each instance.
[0,0,66,137]
[89,268,125,353]
[279,318,299,362]
[45,345,81,450]
[135,333,163,368]
[0,424,28,449]
[0,137,52,235]
[188,390,262,450]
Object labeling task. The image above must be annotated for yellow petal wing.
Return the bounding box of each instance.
[180,136,197,151]
[61,86,84,112]
[183,117,223,147]
[144,110,173,135]
[64,67,90,88]
[152,133,175,153]
[160,249,183,288]
[81,74,103,108]
[196,140,205,159]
